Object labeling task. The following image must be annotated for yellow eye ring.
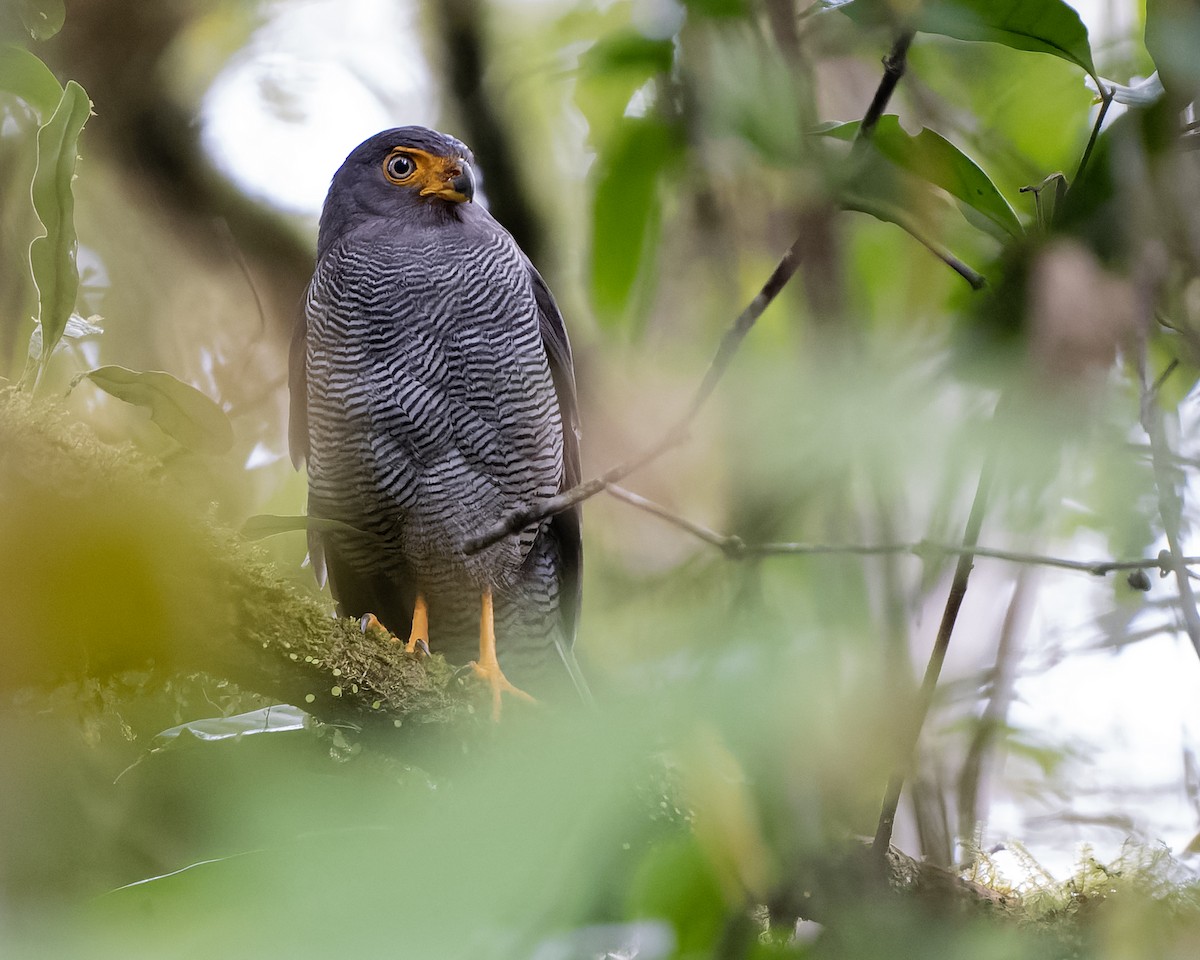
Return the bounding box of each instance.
[384,151,416,184]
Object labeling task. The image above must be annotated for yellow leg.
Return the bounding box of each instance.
[404,593,430,656]
[471,588,535,721]
[359,596,429,656]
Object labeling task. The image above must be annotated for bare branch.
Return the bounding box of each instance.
[605,483,1191,577]
[854,30,916,149]
[606,485,746,558]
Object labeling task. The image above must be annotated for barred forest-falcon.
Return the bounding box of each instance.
[289,127,587,718]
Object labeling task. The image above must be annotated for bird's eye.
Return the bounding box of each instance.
[384,152,416,183]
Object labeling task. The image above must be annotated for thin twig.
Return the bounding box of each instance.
[463,238,805,554]
[745,541,1184,576]
[872,463,992,860]
[606,483,1190,576]
[956,565,1033,855]
[607,485,746,557]
[854,30,916,149]
[1139,299,1200,658]
[1074,83,1114,186]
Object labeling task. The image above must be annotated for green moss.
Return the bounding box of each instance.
[962,841,1200,954]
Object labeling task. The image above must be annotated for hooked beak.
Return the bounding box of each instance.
[421,158,475,204]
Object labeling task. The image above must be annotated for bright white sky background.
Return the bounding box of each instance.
[199,0,1199,883]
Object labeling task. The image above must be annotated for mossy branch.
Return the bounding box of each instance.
[0,389,479,736]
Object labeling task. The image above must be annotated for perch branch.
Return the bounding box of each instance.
[0,391,482,748]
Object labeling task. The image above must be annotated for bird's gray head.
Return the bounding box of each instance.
[317,126,478,258]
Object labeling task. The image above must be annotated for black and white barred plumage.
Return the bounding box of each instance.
[289,127,584,697]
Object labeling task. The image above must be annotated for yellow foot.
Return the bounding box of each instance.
[360,608,430,657]
[473,587,535,721]
[404,594,430,657]
[470,657,536,722]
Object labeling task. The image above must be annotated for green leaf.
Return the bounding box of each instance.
[19,0,66,41]
[576,31,674,148]
[589,116,683,324]
[839,175,987,289]
[241,514,365,541]
[627,834,727,956]
[0,43,63,117]
[82,365,234,454]
[835,0,1096,80]
[581,31,675,75]
[924,0,1096,79]
[28,80,90,380]
[820,116,1022,238]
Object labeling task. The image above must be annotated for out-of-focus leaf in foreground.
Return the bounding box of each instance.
[589,117,684,325]
[1145,0,1200,103]
[84,711,661,960]
[576,30,674,149]
[680,0,749,18]
[81,365,233,454]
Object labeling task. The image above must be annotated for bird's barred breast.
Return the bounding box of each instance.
[304,221,563,592]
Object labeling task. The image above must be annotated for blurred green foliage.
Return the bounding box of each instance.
[5,1,1200,958]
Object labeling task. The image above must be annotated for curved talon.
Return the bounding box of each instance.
[360,612,391,642]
